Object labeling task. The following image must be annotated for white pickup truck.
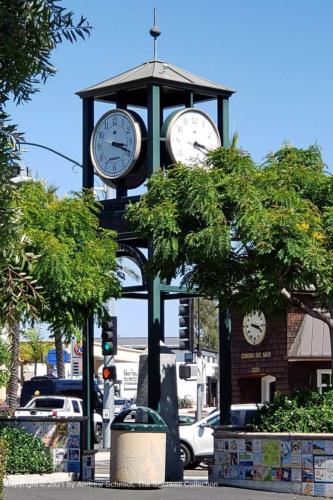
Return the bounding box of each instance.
[14,396,103,443]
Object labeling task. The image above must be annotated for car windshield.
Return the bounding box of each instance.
[33,399,65,409]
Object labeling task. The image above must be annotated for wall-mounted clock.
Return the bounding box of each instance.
[161,108,221,165]
[90,109,146,183]
[243,311,266,346]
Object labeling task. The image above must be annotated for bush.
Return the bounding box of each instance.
[0,439,7,500]
[0,426,53,475]
[253,389,333,433]
[178,396,193,409]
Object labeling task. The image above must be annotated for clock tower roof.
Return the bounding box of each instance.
[77,60,235,107]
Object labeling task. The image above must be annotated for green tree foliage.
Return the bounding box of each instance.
[0,438,7,500]
[193,298,218,351]
[253,390,333,433]
[0,426,53,474]
[21,328,50,376]
[18,181,121,336]
[126,144,332,308]
[126,144,333,365]
[0,0,91,104]
[0,119,43,411]
[0,0,92,409]
[0,337,9,388]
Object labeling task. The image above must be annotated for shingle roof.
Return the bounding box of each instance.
[288,315,331,359]
[77,60,234,106]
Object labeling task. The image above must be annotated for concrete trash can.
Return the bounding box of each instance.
[110,406,167,487]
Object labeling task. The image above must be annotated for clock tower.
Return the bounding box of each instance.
[77,45,234,451]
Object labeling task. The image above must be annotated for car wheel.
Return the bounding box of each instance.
[94,423,102,444]
[188,460,202,469]
[180,442,192,469]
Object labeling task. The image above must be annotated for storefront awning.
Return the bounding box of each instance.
[288,314,331,360]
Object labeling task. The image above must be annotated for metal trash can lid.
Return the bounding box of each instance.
[111,406,167,433]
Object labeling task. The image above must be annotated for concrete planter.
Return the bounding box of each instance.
[210,429,333,497]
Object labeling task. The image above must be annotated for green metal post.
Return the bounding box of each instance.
[219,307,232,425]
[82,97,94,188]
[82,97,95,449]
[147,84,161,411]
[82,315,95,449]
[217,97,230,147]
[185,91,194,108]
[217,97,232,425]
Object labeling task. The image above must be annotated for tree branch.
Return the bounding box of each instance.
[281,288,332,326]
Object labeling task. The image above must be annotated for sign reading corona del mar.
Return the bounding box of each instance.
[240,351,272,360]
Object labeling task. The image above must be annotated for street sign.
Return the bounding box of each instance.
[72,342,84,358]
[46,349,70,365]
[103,409,110,420]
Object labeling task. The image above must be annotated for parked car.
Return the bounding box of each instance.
[179,414,196,426]
[14,395,103,443]
[179,404,262,468]
[20,376,103,415]
[114,398,132,416]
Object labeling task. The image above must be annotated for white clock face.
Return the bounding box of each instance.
[90,109,142,180]
[166,108,221,165]
[243,311,266,346]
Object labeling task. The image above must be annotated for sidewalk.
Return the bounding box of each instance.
[4,483,307,499]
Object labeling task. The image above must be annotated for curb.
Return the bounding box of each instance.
[4,472,78,486]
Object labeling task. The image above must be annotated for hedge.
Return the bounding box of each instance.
[253,389,333,433]
[0,426,53,475]
[0,438,7,500]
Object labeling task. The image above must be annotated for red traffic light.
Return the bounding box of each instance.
[102,366,117,381]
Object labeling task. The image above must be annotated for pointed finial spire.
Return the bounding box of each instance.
[149,7,161,60]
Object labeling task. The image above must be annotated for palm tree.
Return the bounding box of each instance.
[22,328,49,376]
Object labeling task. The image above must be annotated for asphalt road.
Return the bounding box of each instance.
[4,483,315,500]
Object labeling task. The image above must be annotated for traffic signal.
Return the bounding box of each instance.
[101,316,117,356]
[102,365,117,381]
[179,364,191,380]
[178,298,194,351]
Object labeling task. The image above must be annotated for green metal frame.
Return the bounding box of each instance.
[82,97,96,450]
[80,71,233,426]
[147,84,162,410]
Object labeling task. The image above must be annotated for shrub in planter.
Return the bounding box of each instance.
[0,426,53,475]
[253,389,333,433]
[178,396,193,409]
[0,438,7,500]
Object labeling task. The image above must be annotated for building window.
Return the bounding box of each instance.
[317,370,332,393]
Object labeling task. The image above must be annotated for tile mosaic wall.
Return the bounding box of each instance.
[211,434,333,497]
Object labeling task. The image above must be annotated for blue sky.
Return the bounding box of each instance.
[8,0,333,338]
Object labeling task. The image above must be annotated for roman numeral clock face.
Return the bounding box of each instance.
[90,109,142,181]
[243,311,266,346]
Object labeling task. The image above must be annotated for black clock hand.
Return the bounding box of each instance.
[193,141,209,151]
[251,323,262,331]
[105,139,130,153]
[112,141,130,151]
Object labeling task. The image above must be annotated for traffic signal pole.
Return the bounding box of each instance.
[102,355,115,448]
[101,316,118,448]
[196,298,203,422]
